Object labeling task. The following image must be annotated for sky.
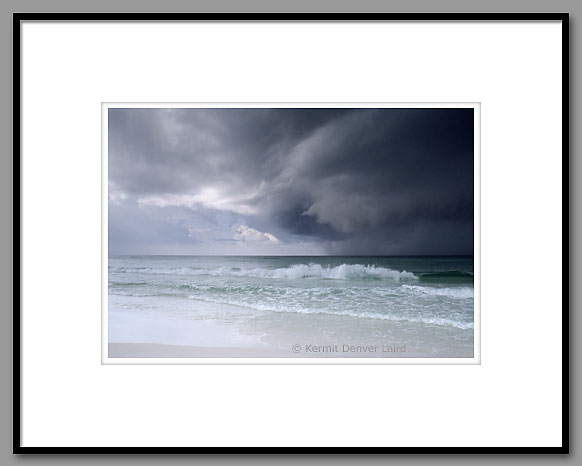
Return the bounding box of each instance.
[108,107,474,256]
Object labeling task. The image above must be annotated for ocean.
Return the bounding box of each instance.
[108,255,475,358]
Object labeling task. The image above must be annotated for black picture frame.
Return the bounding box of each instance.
[13,12,570,454]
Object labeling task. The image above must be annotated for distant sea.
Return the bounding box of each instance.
[108,256,475,358]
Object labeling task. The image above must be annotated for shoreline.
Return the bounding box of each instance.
[108,287,474,359]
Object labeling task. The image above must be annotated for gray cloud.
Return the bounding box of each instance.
[108,107,473,255]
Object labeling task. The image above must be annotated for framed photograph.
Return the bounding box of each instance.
[103,102,480,364]
[15,13,568,453]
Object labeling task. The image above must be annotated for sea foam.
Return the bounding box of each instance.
[401,284,474,299]
[187,294,473,329]
[110,263,417,281]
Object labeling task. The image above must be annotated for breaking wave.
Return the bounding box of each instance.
[109,263,417,281]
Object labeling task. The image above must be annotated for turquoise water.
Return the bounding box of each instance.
[108,255,475,357]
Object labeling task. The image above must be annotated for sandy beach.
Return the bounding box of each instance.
[108,342,299,358]
[107,305,290,358]
[107,304,432,359]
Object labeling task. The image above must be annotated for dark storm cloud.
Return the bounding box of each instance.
[109,107,474,255]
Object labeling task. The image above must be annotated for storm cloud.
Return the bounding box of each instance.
[108,107,474,255]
